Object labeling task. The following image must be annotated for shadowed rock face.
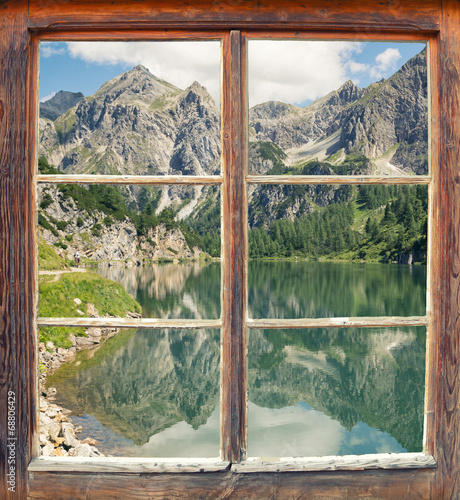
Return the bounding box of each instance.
[40,90,85,121]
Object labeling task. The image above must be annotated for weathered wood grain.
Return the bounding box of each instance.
[232,453,436,473]
[39,29,225,41]
[221,30,248,463]
[243,30,432,42]
[430,1,460,498]
[27,0,440,32]
[27,30,40,468]
[27,468,435,499]
[37,174,223,185]
[247,175,431,185]
[0,3,35,500]
[248,316,429,330]
[28,457,230,473]
[37,317,222,329]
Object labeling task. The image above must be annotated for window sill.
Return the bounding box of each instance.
[29,452,435,474]
[233,453,436,473]
[28,457,230,474]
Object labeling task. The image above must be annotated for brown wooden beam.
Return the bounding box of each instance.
[430,0,460,497]
[27,468,435,499]
[0,3,36,499]
[221,30,248,463]
[27,0,440,33]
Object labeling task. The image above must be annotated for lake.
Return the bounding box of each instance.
[47,261,427,458]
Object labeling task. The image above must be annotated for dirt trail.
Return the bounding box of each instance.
[39,267,86,282]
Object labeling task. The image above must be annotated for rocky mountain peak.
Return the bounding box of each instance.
[93,65,181,108]
[179,81,214,106]
[336,80,364,104]
[250,101,297,121]
[39,90,85,121]
[338,49,427,172]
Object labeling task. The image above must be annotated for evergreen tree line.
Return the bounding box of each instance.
[248,185,428,262]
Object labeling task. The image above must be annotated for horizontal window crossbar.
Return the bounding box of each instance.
[38,317,429,329]
[38,317,222,329]
[247,175,431,185]
[247,316,429,329]
[37,174,223,185]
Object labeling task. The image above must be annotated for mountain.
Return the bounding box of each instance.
[39,65,220,177]
[40,90,85,121]
[39,51,427,180]
[338,50,428,175]
[249,80,365,151]
[248,50,427,175]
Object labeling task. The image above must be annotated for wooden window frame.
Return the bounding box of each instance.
[0,1,459,498]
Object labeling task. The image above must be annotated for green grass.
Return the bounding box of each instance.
[38,240,71,271]
[39,271,142,348]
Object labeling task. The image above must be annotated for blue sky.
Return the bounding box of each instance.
[40,40,425,107]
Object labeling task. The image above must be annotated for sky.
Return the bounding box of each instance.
[39,40,425,108]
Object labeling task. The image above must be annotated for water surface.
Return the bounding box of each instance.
[47,261,426,457]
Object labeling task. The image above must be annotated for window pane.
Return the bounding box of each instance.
[248,327,425,457]
[248,184,427,318]
[38,183,221,319]
[40,328,221,457]
[39,41,221,176]
[248,41,428,176]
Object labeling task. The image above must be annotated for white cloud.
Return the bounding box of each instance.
[40,91,56,103]
[248,40,365,107]
[370,48,401,80]
[41,43,66,58]
[347,60,370,74]
[66,41,221,104]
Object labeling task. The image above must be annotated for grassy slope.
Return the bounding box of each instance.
[39,272,142,348]
[39,236,142,348]
[38,240,71,271]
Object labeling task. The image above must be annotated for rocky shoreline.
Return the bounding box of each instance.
[39,317,139,457]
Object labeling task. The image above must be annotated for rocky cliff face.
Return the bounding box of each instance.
[338,51,428,174]
[248,51,427,176]
[38,185,200,265]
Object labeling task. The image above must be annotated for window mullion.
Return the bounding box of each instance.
[221,30,248,463]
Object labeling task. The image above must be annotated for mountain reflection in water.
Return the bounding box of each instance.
[47,261,426,457]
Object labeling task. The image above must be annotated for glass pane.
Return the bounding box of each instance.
[40,328,221,457]
[39,41,221,175]
[248,327,426,457]
[248,41,428,176]
[38,183,221,319]
[248,184,427,318]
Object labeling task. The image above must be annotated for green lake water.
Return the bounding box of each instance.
[47,261,427,458]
